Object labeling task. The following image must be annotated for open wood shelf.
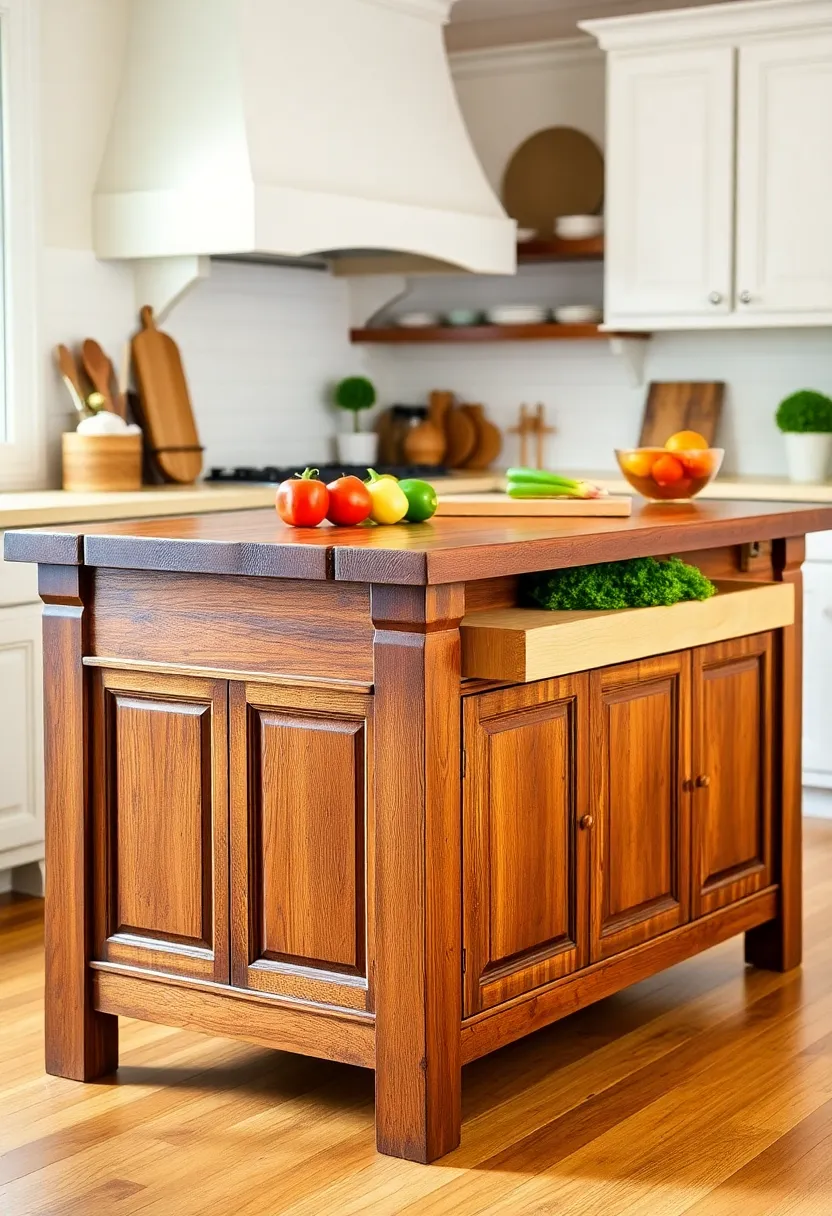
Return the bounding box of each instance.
[517,235,604,262]
[350,323,650,344]
[460,581,795,683]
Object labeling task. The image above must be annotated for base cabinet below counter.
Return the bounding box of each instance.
[462,634,776,1018]
[0,603,44,873]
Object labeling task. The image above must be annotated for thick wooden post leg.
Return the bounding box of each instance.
[746,536,805,973]
[371,583,464,1164]
[39,565,118,1080]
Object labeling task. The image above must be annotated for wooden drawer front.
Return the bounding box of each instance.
[463,677,589,1016]
[230,683,373,1012]
[692,635,774,917]
[92,670,229,982]
[591,654,692,961]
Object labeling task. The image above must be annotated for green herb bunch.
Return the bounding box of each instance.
[775,390,832,434]
[524,556,716,611]
[334,377,377,433]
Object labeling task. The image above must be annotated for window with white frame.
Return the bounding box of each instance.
[0,0,41,489]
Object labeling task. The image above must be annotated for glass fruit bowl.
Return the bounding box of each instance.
[616,447,724,502]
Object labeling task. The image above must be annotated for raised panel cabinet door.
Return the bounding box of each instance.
[692,634,774,917]
[229,683,373,1012]
[462,676,589,1016]
[736,34,832,316]
[0,605,44,860]
[605,46,735,322]
[590,653,692,962]
[91,669,229,982]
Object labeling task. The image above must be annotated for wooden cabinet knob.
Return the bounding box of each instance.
[579,814,594,830]
[696,774,711,789]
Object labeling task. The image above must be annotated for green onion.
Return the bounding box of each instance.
[506,469,606,500]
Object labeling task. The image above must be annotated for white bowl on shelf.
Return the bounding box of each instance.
[555,215,604,240]
[396,311,440,328]
[486,305,549,326]
[516,228,538,243]
[554,305,603,325]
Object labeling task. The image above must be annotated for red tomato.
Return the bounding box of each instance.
[326,476,372,526]
[275,468,329,527]
[651,454,685,486]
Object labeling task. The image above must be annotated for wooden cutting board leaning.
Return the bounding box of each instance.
[132,306,203,484]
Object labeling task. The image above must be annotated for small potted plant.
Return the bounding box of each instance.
[334,376,379,466]
[776,389,832,484]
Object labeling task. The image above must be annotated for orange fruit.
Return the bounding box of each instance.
[651,454,685,485]
[620,450,655,479]
[665,430,709,452]
[679,451,715,478]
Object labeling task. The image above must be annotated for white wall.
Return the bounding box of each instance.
[35,12,832,483]
[360,39,832,478]
[36,0,358,482]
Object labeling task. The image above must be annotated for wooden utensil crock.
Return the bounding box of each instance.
[62,432,143,492]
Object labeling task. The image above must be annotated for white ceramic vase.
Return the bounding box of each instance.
[784,432,832,484]
[335,431,379,467]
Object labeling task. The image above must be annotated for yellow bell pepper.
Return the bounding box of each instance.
[365,469,409,525]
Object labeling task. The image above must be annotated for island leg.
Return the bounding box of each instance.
[746,536,805,973]
[39,565,118,1080]
[371,583,464,1163]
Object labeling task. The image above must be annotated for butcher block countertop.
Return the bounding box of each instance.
[6,499,832,586]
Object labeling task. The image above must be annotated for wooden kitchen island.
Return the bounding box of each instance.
[6,499,832,1163]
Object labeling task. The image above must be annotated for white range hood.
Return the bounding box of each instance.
[94,0,516,314]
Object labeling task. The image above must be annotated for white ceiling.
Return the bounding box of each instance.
[447,0,738,49]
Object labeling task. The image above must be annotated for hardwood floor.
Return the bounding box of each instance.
[2,821,832,1215]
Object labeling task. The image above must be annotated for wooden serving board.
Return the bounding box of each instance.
[639,381,725,448]
[461,581,795,683]
[132,306,203,484]
[436,493,632,518]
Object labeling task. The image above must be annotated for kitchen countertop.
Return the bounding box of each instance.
[2,472,831,532]
[0,474,499,530]
[7,499,832,586]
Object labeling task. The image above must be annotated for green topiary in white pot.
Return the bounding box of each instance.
[776,390,832,484]
[333,376,379,466]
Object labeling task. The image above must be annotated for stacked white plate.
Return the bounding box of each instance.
[396,311,440,328]
[486,305,549,326]
[554,305,603,325]
[555,215,604,239]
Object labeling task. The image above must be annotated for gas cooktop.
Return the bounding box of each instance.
[205,464,448,484]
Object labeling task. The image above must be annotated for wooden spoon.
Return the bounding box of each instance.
[54,345,88,417]
[81,339,118,415]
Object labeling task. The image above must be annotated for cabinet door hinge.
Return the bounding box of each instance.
[461,748,467,779]
[462,948,467,974]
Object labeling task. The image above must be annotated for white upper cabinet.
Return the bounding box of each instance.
[605,47,735,321]
[736,33,832,317]
[583,0,832,330]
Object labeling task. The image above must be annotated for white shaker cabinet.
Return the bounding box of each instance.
[604,46,735,322]
[0,603,44,868]
[736,33,832,318]
[583,0,832,330]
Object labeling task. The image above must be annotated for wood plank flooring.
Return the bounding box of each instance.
[2,820,832,1214]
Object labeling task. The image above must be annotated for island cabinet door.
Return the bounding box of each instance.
[590,653,692,962]
[462,676,590,1017]
[91,669,229,983]
[228,682,373,1013]
[691,635,774,918]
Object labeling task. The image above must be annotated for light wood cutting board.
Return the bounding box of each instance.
[436,494,632,518]
[132,306,203,484]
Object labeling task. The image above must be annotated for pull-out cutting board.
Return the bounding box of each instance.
[436,493,632,518]
[132,306,203,484]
